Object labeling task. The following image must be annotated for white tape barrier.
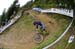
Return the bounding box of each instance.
[43,20,73,49]
[0,14,21,34]
[41,8,73,17]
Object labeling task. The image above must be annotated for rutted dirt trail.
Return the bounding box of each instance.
[0,10,71,49]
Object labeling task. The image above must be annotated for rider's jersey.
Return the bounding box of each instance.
[33,20,45,30]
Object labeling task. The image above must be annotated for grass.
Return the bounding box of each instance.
[0,11,72,49]
[0,14,35,49]
[31,13,72,49]
[48,31,75,49]
[48,26,75,49]
[32,28,67,49]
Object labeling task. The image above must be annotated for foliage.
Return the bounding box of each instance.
[0,0,20,26]
[32,0,56,8]
[22,1,33,10]
[6,0,20,22]
[0,9,6,26]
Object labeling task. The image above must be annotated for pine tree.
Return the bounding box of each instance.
[14,3,20,15]
[6,0,19,22]
[0,9,6,26]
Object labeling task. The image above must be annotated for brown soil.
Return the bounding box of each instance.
[0,10,70,49]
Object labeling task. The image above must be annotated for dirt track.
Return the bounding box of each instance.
[0,10,71,49]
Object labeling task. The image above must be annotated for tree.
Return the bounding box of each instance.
[14,3,20,15]
[68,0,75,26]
[6,0,19,22]
[22,1,33,10]
[0,9,6,26]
